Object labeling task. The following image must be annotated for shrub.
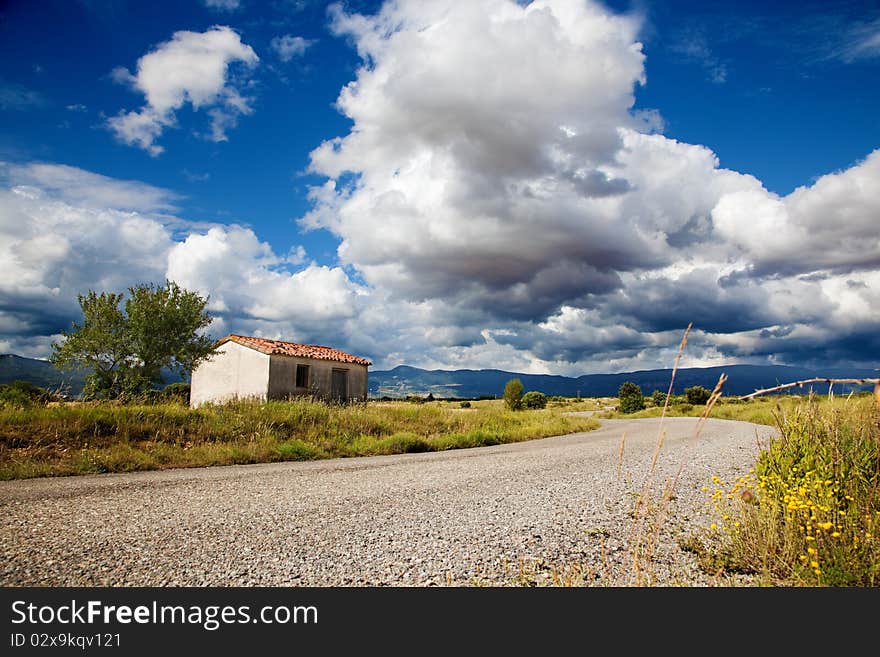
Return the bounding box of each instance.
[617,381,645,414]
[684,385,712,406]
[0,381,52,408]
[522,391,548,409]
[162,382,191,404]
[136,389,165,404]
[503,378,524,411]
[459,401,471,408]
[650,390,668,407]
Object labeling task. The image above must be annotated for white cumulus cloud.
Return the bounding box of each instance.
[295,0,880,371]
[712,149,880,275]
[107,26,258,155]
[166,226,366,329]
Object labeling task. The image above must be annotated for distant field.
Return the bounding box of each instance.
[0,398,599,480]
[599,392,875,426]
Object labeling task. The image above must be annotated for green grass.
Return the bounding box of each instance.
[0,398,599,479]
[597,394,863,427]
[683,394,879,586]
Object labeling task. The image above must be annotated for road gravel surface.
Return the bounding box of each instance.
[0,416,775,586]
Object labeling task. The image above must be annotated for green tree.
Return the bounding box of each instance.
[684,385,712,406]
[503,378,524,410]
[124,281,215,388]
[651,390,668,407]
[618,381,645,414]
[50,291,130,399]
[51,281,215,400]
[521,390,548,409]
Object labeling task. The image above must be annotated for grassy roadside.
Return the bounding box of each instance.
[602,391,879,586]
[681,393,879,586]
[0,398,599,480]
[522,391,878,587]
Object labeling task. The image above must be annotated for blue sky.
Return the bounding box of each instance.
[1,0,878,374]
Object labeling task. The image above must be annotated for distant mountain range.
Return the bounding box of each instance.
[0,354,88,395]
[369,364,879,399]
[1,353,875,400]
[0,354,183,397]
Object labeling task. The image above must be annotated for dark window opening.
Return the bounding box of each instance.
[296,364,310,388]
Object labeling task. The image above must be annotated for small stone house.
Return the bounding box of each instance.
[189,334,371,408]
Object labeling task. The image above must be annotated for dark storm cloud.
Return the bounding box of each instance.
[493,318,653,364]
[600,270,788,334]
[715,321,880,371]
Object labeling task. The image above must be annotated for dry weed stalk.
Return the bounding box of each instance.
[663,372,728,502]
[627,322,691,585]
[625,324,735,586]
[636,371,728,586]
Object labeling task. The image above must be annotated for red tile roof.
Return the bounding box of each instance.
[217,334,372,366]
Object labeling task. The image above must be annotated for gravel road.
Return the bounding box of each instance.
[0,417,775,587]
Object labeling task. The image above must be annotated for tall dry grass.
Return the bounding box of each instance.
[0,398,598,480]
[689,393,879,586]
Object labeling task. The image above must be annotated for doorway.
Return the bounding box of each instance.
[331,369,349,402]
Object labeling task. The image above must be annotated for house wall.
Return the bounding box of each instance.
[189,341,270,407]
[268,355,368,402]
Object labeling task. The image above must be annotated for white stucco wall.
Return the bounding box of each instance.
[189,341,270,408]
